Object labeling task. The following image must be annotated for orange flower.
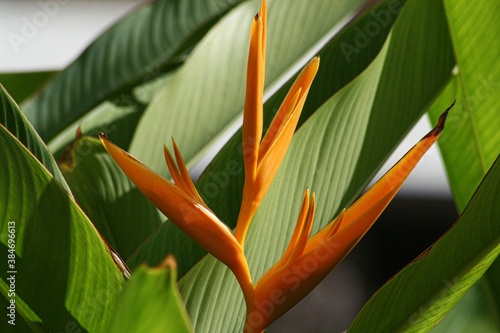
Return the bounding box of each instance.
[235,0,319,246]
[100,0,454,331]
[99,135,253,302]
[243,105,454,333]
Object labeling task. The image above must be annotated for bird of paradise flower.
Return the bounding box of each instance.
[100,0,454,331]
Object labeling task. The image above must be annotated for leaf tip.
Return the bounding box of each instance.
[427,100,456,138]
[158,254,177,271]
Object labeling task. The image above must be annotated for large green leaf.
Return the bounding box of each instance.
[428,0,500,215]
[176,0,455,331]
[24,0,243,142]
[107,256,193,333]
[427,0,500,329]
[61,137,162,261]
[127,0,399,272]
[0,84,72,196]
[348,156,500,332]
[0,125,124,332]
[128,0,365,177]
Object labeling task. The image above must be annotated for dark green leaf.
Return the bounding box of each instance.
[61,137,162,260]
[0,125,124,332]
[0,84,72,196]
[0,71,56,104]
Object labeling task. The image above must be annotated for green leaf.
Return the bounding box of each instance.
[107,256,193,333]
[0,71,57,104]
[127,222,206,279]
[0,84,73,196]
[431,283,499,333]
[428,0,500,213]
[61,137,162,261]
[176,0,455,331]
[427,0,500,328]
[0,125,124,332]
[348,156,500,333]
[24,0,243,142]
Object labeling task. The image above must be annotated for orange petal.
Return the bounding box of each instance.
[99,134,243,273]
[260,0,267,71]
[172,138,207,206]
[306,102,454,252]
[257,57,319,196]
[242,10,265,182]
[246,192,317,333]
[262,189,311,279]
[259,57,319,159]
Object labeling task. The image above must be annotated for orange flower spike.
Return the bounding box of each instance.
[99,134,254,302]
[244,103,454,332]
[235,0,319,245]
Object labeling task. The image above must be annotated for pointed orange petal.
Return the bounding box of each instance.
[284,192,315,267]
[259,57,319,159]
[256,58,319,192]
[326,209,345,238]
[279,189,310,264]
[99,134,243,272]
[258,87,301,161]
[164,144,186,189]
[171,138,207,206]
[263,189,310,278]
[306,102,454,253]
[242,11,265,182]
[260,0,267,70]
[235,13,265,245]
[246,192,316,333]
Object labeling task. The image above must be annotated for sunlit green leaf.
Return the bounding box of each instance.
[427,0,500,328]
[128,0,365,177]
[108,256,193,333]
